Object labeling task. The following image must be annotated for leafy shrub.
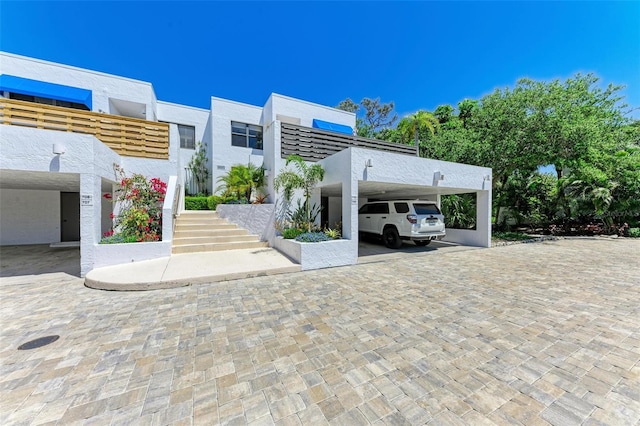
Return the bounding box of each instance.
[103,165,166,242]
[99,234,139,244]
[185,196,209,210]
[295,232,330,243]
[492,232,532,241]
[628,227,640,238]
[282,228,304,239]
[216,163,265,203]
[207,195,223,210]
[324,228,341,240]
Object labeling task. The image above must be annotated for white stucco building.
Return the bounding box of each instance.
[0,52,491,276]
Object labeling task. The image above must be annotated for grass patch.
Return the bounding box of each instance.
[492,232,534,242]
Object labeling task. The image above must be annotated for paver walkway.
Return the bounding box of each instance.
[1,238,639,425]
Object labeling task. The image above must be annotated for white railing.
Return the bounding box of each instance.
[162,176,179,241]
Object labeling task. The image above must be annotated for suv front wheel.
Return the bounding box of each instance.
[383,227,402,249]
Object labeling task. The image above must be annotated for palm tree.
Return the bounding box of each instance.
[274,155,325,232]
[397,110,440,157]
[216,163,265,203]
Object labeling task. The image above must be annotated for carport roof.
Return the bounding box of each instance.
[320,181,481,198]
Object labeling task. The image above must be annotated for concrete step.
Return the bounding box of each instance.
[179,211,219,217]
[172,241,269,254]
[173,228,249,238]
[174,223,238,231]
[173,235,261,245]
[177,215,226,223]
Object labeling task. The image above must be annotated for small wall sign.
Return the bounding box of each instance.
[81,194,93,206]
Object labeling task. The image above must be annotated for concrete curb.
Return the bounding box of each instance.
[85,265,302,291]
[84,247,302,291]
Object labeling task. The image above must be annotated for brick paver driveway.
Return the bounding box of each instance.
[1,238,639,425]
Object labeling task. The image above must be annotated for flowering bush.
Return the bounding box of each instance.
[101,164,167,243]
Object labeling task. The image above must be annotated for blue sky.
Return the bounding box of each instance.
[1,1,639,119]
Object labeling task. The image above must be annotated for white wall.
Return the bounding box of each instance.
[349,148,491,191]
[274,238,358,271]
[0,125,179,274]
[0,189,60,244]
[93,242,171,269]
[0,52,157,118]
[265,93,355,128]
[217,204,275,242]
[157,101,211,192]
[210,97,265,191]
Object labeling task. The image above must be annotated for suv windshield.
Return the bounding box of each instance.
[413,204,441,215]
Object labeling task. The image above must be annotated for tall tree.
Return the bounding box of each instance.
[336,97,398,138]
[397,110,440,156]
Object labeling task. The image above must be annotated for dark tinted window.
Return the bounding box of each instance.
[231,121,263,149]
[394,202,409,213]
[370,203,389,214]
[178,124,196,149]
[414,203,441,215]
[9,92,89,111]
[358,204,369,214]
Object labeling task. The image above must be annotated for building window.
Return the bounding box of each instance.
[9,92,89,111]
[178,124,196,149]
[231,121,263,150]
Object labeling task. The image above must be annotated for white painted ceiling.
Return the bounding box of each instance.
[320,181,476,198]
[0,170,113,192]
[0,170,80,191]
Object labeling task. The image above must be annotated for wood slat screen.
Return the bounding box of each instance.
[0,98,169,159]
[281,123,415,162]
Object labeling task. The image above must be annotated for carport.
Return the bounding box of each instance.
[0,169,119,277]
[315,147,492,260]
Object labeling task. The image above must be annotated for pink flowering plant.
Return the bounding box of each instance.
[101,164,167,243]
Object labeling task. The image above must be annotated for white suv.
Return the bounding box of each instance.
[358,200,446,248]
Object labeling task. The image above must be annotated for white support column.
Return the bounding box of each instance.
[476,190,492,248]
[162,175,178,243]
[80,173,102,276]
[342,171,358,241]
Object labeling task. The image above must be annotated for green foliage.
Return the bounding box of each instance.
[102,165,166,242]
[286,199,322,231]
[492,232,533,241]
[274,155,325,232]
[440,194,476,229]
[336,97,398,137]
[434,104,454,123]
[185,196,209,210]
[397,110,439,155]
[188,141,210,196]
[324,228,341,240]
[295,232,330,243]
[628,228,640,238]
[216,163,265,203]
[99,234,139,244]
[377,72,638,230]
[282,228,304,239]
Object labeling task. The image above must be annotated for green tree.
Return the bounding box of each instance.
[434,104,454,124]
[397,110,440,156]
[274,155,325,232]
[336,97,398,138]
[216,163,265,203]
[457,99,479,128]
[188,141,210,196]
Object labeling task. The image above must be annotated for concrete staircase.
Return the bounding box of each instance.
[172,211,268,254]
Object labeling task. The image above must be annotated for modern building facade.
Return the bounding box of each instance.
[0,52,492,276]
